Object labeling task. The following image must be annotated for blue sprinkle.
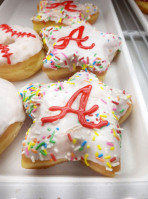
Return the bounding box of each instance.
[56,128,59,131]
[86,119,89,122]
[29,114,32,119]
[98,153,103,158]
[44,143,47,148]
[20,93,23,97]
[27,85,33,89]
[85,68,88,72]
[93,61,96,65]
[106,122,110,126]
[96,113,99,117]
[81,140,87,147]
[50,53,54,56]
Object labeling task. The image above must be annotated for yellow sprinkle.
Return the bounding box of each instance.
[127,95,131,99]
[104,155,111,159]
[24,97,28,102]
[97,145,102,150]
[34,106,37,109]
[43,38,46,44]
[89,79,92,81]
[36,89,40,96]
[100,114,107,118]
[67,82,75,85]
[72,139,77,144]
[51,84,55,86]
[33,119,36,124]
[100,86,104,90]
[46,55,52,61]
[113,129,116,137]
[95,152,99,157]
[87,145,90,149]
[94,131,99,136]
[92,136,96,141]
[112,111,119,120]
[84,153,89,166]
[26,128,30,135]
[106,162,112,168]
[23,90,27,93]
[53,42,56,46]
[110,147,115,150]
[73,63,76,71]
[37,15,41,19]
[89,65,93,68]
[58,18,62,23]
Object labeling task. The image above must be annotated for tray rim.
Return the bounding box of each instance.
[128,0,148,34]
[0,0,148,184]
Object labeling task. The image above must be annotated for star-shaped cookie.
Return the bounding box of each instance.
[33,0,99,33]
[20,71,132,177]
[40,22,122,81]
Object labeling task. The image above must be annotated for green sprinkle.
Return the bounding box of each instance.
[23,93,26,102]
[40,150,47,156]
[79,146,84,151]
[120,109,124,113]
[28,93,36,100]
[47,128,51,131]
[55,64,61,68]
[99,65,103,68]
[49,131,56,144]
[94,53,97,57]
[36,142,45,150]
[29,104,34,114]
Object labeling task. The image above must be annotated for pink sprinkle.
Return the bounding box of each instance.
[26,147,29,156]
[111,129,113,134]
[42,136,46,139]
[61,52,68,58]
[112,108,117,111]
[60,82,64,89]
[32,109,37,113]
[101,99,107,104]
[106,142,114,146]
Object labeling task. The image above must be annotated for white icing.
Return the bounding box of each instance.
[0,78,25,136]
[33,0,98,25]
[0,24,43,65]
[20,71,131,171]
[41,22,122,73]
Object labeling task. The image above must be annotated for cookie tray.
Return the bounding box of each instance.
[128,0,148,34]
[0,0,148,195]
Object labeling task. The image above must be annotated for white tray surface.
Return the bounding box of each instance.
[0,0,148,183]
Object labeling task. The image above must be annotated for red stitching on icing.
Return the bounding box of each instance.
[0,24,36,38]
[0,44,13,64]
[46,1,80,12]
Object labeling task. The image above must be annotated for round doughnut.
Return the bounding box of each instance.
[0,78,25,154]
[0,24,45,81]
[32,0,99,33]
[40,22,122,81]
[19,71,132,177]
[135,0,148,14]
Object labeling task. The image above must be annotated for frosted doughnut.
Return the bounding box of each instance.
[0,24,45,81]
[40,22,122,81]
[135,0,148,14]
[32,0,99,33]
[0,78,25,154]
[20,71,132,177]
